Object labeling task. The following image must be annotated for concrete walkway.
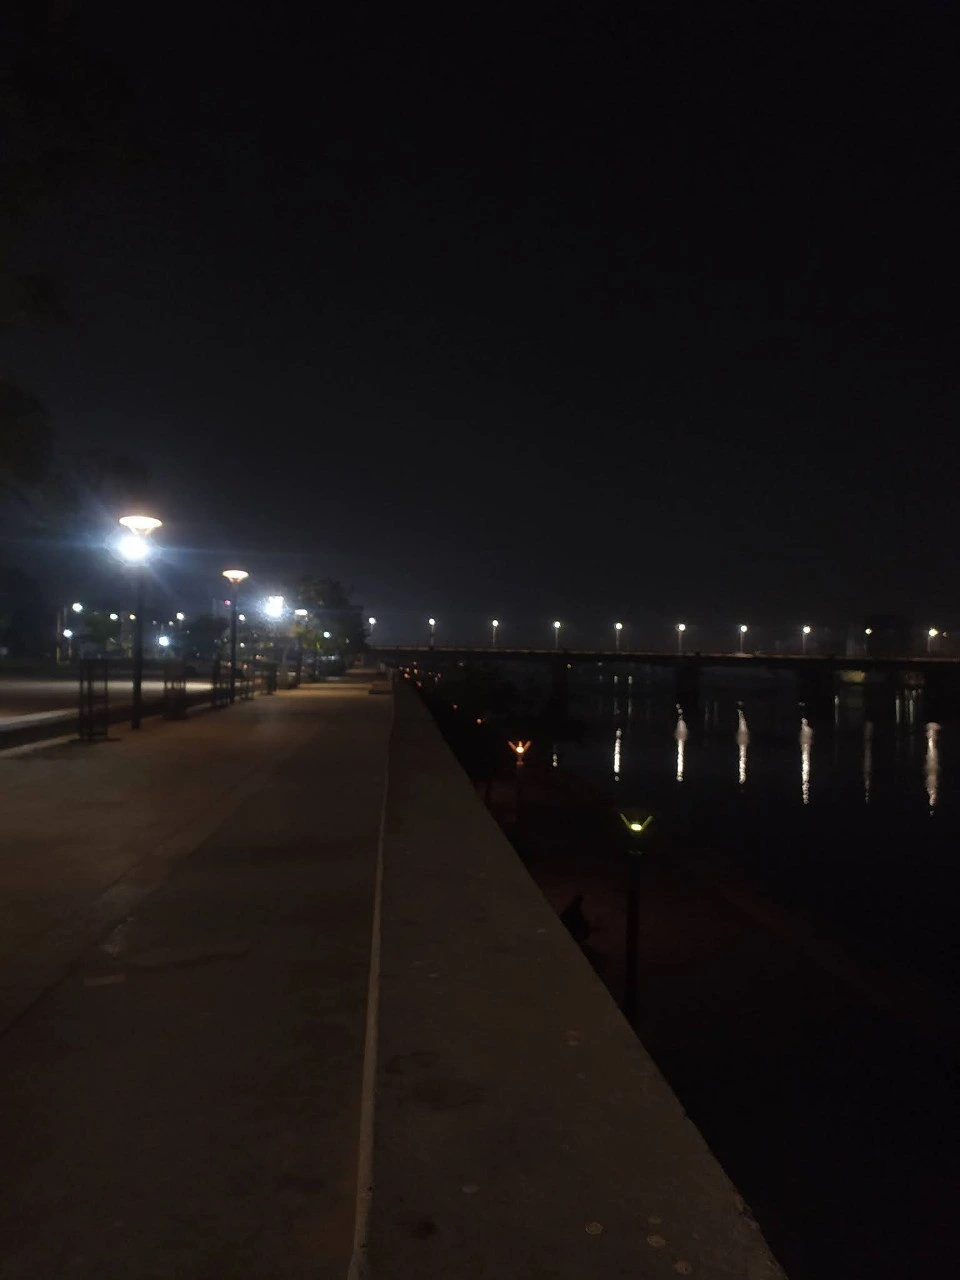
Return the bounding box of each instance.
[0,680,785,1279]
[0,683,391,1279]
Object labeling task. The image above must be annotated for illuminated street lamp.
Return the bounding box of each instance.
[368,616,376,643]
[222,569,249,703]
[927,627,939,655]
[263,595,284,619]
[739,623,748,654]
[615,621,623,653]
[71,601,83,614]
[553,619,562,650]
[294,608,308,617]
[491,618,499,647]
[801,624,812,655]
[677,622,686,654]
[118,513,162,729]
[428,616,436,648]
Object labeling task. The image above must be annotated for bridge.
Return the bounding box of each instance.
[372,645,960,722]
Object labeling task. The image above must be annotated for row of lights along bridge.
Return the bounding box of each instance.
[418,618,947,655]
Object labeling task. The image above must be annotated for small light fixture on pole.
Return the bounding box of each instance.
[615,621,623,653]
[368,616,376,643]
[71,601,84,614]
[801,624,811,655]
[118,514,162,729]
[927,627,939,655]
[677,622,686,654]
[739,623,748,654]
[491,618,499,647]
[222,569,249,703]
[428,616,436,648]
[553,620,561,650]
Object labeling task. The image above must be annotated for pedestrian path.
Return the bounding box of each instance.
[0,682,391,1279]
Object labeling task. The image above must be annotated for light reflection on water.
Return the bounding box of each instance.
[559,677,955,984]
[565,681,951,819]
[925,722,940,812]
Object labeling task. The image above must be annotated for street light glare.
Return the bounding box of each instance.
[109,613,119,621]
[615,621,623,631]
[428,617,436,627]
[158,634,171,648]
[222,568,249,586]
[802,625,812,635]
[294,608,309,617]
[62,628,74,639]
[176,611,185,622]
[677,622,686,632]
[928,627,939,638]
[71,601,83,613]
[368,616,376,626]
[553,620,561,629]
[118,533,150,562]
[263,595,285,619]
[740,624,748,633]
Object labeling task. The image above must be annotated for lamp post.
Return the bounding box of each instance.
[677,622,686,654]
[428,617,436,648]
[222,570,249,702]
[368,616,376,645]
[801,624,811,655]
[118,514,162,729]
[615,621,623,653]
[491,618,499,647]
[739,623,748,654]
[553,620,561,650]
[927,627,939,655]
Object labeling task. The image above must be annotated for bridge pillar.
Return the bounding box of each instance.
[673,662,701,714]
[797,666,835,729]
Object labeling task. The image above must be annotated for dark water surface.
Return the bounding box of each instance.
[562,670,956,993]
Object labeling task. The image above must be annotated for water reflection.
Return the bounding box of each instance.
[736,707,749,786]
[925,722,940,812]
[800,717,813,805]
[675,706,687,782]
[613,726,622,781]
[863,721,873,804]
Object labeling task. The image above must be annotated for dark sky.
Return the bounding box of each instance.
[5,1,959,644]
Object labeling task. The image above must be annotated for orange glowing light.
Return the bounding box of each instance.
[508,740,532,758]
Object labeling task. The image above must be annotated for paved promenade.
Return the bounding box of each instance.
[0,681,391,1278]
[0,678,784,1279]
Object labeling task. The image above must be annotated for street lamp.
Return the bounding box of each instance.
[118,513,162,729]
[739,623,748,654]
[491,618,499,647]
[553,620,562,650]
[677,622,686,654]
[71,601,83,614]
[927,627,939,655]
[615,621,623,653]
[801,624,811,655]
[263,595,284,619]
[368,616,376,643]
[428,617,436,647]
[222,569,249,703]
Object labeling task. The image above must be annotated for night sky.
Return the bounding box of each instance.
[4,2,958,645]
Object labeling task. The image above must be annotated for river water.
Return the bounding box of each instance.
[557,668,955,993]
